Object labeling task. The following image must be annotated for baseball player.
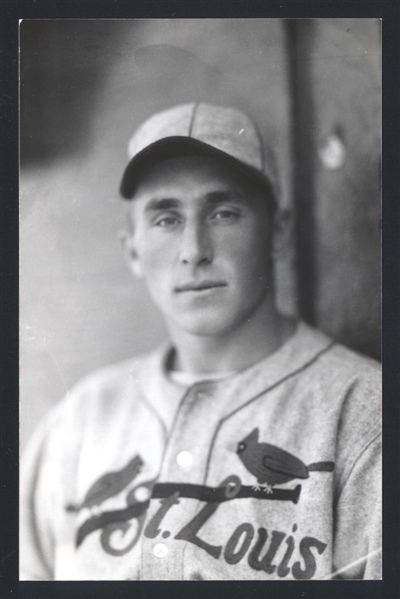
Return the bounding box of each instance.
[20,103,382,581]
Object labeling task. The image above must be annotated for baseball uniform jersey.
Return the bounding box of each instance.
[20,321,382,580]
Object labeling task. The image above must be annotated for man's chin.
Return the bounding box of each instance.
[170,315,232,338]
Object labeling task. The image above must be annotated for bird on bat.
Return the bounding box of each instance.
[236,428,334,494]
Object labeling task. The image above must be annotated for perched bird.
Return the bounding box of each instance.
[78,455,144,510]
[237,428,309,493]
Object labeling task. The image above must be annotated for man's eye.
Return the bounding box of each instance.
[154,215,179,227]
[213,210,239,221]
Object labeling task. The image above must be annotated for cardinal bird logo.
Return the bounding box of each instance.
[77,455,144,511]
[237,428,334,494]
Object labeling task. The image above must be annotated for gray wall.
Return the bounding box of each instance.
[20,19,381,450]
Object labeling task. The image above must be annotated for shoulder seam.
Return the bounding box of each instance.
[338,430,382,497]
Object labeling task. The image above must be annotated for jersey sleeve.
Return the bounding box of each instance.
[19,359,140,581]
[332,432,382,579]
[20,405,64,580]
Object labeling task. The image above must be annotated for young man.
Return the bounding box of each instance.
[20,103,381,581]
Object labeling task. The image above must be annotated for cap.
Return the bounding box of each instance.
[119,102,277,210]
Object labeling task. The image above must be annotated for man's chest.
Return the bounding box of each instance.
[56,384,339,580]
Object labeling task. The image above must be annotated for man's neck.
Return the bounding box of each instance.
[167,307,296,374]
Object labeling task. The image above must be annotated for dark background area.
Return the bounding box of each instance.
[19,19,381,450]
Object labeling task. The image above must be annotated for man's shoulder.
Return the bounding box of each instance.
[298,322,381,382]
[293,323,381,426]
[322,340,380,380]
[52,344,168,424]
[71,345,167,398]
[74,353,150,391]
[293,324,381,462]
[22,346,170,467]
[319,339,381,419]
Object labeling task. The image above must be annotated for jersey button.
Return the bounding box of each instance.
[134,486,151,502]
[153,543,168,558]
[176,450,193,469]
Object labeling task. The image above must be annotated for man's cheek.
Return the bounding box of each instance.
[140,251,167,277]
[142,262,170,301]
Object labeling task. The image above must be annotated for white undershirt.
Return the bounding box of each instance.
[168,368,237,388]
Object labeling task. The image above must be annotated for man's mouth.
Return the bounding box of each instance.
[175,281,227,293]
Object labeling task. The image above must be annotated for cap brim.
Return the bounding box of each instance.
[119,136,275,209]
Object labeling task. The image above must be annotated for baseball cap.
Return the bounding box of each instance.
[119,102,277,211]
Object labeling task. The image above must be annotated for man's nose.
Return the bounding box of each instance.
[179,221,212,266]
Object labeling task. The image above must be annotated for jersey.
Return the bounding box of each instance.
[20,321,382,580]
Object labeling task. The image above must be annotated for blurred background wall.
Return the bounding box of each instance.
[20,19,381,450]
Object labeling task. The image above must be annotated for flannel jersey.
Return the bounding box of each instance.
[20,322,382,580]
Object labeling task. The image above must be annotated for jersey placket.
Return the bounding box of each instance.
[140,381,220,580]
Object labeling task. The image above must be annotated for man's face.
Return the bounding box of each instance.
[127,155,274,338]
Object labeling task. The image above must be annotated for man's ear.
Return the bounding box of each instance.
[118,230,144,278]
[272,209,293,258]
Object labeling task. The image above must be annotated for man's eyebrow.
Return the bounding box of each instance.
[143,191,246,213]
[144,198,182,213]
